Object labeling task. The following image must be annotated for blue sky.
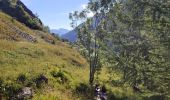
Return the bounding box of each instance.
[21,0,89,30]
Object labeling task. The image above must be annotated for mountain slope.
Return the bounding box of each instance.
[0,12,55,43]
[0,11,89,99]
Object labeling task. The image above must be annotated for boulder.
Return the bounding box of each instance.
[17,87,33,99]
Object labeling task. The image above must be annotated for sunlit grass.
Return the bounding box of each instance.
[0,37,89,99]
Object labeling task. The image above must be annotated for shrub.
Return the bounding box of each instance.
[111,80,124,87]
[17,74,27,84]
[34,50,44,57]
[70,59,82,67]
[51,33,61,40]
[26,81,36,88]
[34,74,48,88]
[143,94,166,100]
[75,83,89,94]
[4,83,22,99]
[0,79,4,94]
[62,63,66,68]
[51,70,71,84]
[107,90,128,100]
[42,26,50,33]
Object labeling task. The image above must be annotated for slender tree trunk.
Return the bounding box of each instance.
[89,58,94,84]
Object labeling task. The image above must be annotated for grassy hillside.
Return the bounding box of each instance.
[0,12,90,99]
[0,40,89,99]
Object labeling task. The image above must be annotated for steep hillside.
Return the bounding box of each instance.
[0,12,90,99]
[0,12,55,43]
[0,0,43,30]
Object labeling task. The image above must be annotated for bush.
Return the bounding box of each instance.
[51,70,71,84]
[4,83,22,99]
[0,79,4,94]
[42,26,50,33]
[75,83,89,94]
[107,91,129,100]
[0,79,3,86]
[17,74,27,84]
[51,33,61,40]
[143,94,166,100]
[111,80,124,87]
[34,74,48,88]
[34,50,44,57]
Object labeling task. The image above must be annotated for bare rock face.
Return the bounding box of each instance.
[17,87,33,99]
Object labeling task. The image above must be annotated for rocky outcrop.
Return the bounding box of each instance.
[0,18,37,42]
[17,87,33,99]
[0,0,43,30]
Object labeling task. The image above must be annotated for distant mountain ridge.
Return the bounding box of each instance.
[50,28,69,36]
[61,30,77,42]
[50,28,77,42]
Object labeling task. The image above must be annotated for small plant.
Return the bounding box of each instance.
[75,83,89,94]
[143,94,166,100]
[70,59,82,67]
[4,83,22,99]
[62,63,66,68]
[11,17,15,23]
[111,80,124,87]
[0,78,4,94]
[17,74,27,84]
[34,50,44,57]
[51,40,55,45]
[51,70,70,84]
[41,36,45,39]
[34,74,48,88]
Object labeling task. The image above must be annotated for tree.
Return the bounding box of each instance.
[70,0,170,94]
[42,25,50,33]
[69,2,107,85]
[96,0,170,93]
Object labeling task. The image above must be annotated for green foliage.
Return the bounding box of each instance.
[17,73,27,84]
[33,74,48,88]
[75,83,89,94]
[70,6,104,84]
[0,78,4,94]
[51,33,61,41]
[42,25,50,33]
[51,70,72,84]
[70,0,170,98]
[106,0,170,94]
[4,83,22,99]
